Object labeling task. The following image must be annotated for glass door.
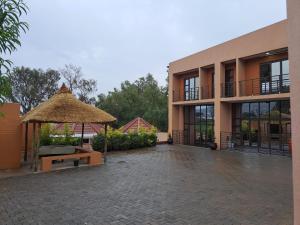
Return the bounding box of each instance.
[260,59,290,94]
[225,69,234,97]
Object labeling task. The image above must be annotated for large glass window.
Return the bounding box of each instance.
[184,105,214,147]
[184,76,199,100]
[260,59,290,94]
[232,100,291,154]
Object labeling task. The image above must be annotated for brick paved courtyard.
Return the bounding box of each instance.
[0,145,293,225]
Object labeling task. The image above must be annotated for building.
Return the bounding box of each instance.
[287,0,300,223]
[53,123,104,144]
[119,117,155,133]
[168,20,291,155]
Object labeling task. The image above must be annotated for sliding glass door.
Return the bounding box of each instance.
[184,105,214,147]
[184,76,199,100]
[232,100,291,154]
[260,59,290,94]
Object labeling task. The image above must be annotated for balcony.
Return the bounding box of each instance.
[221,82,236,98]
[173,87,199,102]
[239,75,290,96]
[201,85,214,99]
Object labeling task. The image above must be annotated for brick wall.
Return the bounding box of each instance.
[0,103,22,169]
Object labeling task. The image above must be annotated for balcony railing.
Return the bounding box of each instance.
[172,130,184,144]
[220,131,291,156]
[201,85,214,99]
[239,75,290,96]
[221,82,236,98]
[173,87,199,102]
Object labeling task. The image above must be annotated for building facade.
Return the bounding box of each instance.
[287,0,300,223]
[168,20,291,154]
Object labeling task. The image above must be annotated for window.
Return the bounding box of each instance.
[184,76,199,100]
[184,105,214,147]
[232,100,291,153]
[260,59,290,94]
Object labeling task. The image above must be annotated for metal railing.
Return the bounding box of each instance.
[221,82,236,97]
[201,85,214,99]
[173,87,199,102]
[239,75,290,96]
[220,131,291,156]
[172,130,184,144]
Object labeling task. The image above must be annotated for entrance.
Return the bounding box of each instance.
[184,105,214,147]
[231,100,291,155]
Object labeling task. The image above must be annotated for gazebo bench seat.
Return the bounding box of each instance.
[39,145,76,157]
[40,151,103,172]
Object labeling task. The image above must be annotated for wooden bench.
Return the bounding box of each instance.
[40,150,103,172]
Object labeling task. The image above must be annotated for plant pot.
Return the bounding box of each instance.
[167,138,173,145]
[208,142,217,150]
[73,160,79,167]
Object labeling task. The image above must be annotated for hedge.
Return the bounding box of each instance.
[92,129,157,152]
[40,123,80,146]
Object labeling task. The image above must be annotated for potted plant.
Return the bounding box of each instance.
[208,142,217,150]
[167,134,173,144]
[207,131,217,150]
[73,159,79,167]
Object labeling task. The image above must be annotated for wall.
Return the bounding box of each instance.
[287,0,300,224]
[242,53,288,95]
[0,103,22,169]
[168,20,289,150]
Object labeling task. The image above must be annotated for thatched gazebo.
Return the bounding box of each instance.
[22,84,116,171]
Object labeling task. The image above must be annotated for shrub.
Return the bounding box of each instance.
[48,137,80,146]
[92,133,105,152]
[92,129,157,152]
[39,123,80,146]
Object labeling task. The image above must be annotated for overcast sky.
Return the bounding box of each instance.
[10,0,287,94]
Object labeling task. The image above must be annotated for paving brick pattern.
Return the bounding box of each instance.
[0,145,293,225]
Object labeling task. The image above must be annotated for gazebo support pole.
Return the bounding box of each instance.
[24,122,28,162]
[34,123,41,172]
[104,123,108,163]
[81,123,85,147]
[31,122,36,170]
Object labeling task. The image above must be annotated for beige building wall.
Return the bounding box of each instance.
[0,103,22,169]
[168,20,289,149]
[287,0,300,224]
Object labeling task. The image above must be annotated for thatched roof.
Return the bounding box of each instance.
[53,123,104,134]
[22,84,116,124]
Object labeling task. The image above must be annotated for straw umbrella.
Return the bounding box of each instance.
[22,84,116,171]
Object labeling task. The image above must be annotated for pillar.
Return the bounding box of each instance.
[287,0,300,223]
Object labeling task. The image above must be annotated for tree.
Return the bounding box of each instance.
[8,67,60,114]
[0,0,29,104]
[96,74,168,131]
[60,64,97,104]
[77,78,97,104]
[60,64,82,92]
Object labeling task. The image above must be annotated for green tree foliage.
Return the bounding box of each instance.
[0,0,29,103]
[8,66,60,113]
[96,74,168,131]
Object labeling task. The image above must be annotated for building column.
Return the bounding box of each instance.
[168,69,174,135]
[236,58,245,97]
[287,0,300,224]
[214,62,233,150]
[199,68,203,99]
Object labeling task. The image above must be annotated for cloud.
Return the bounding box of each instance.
[10,0,287,93]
